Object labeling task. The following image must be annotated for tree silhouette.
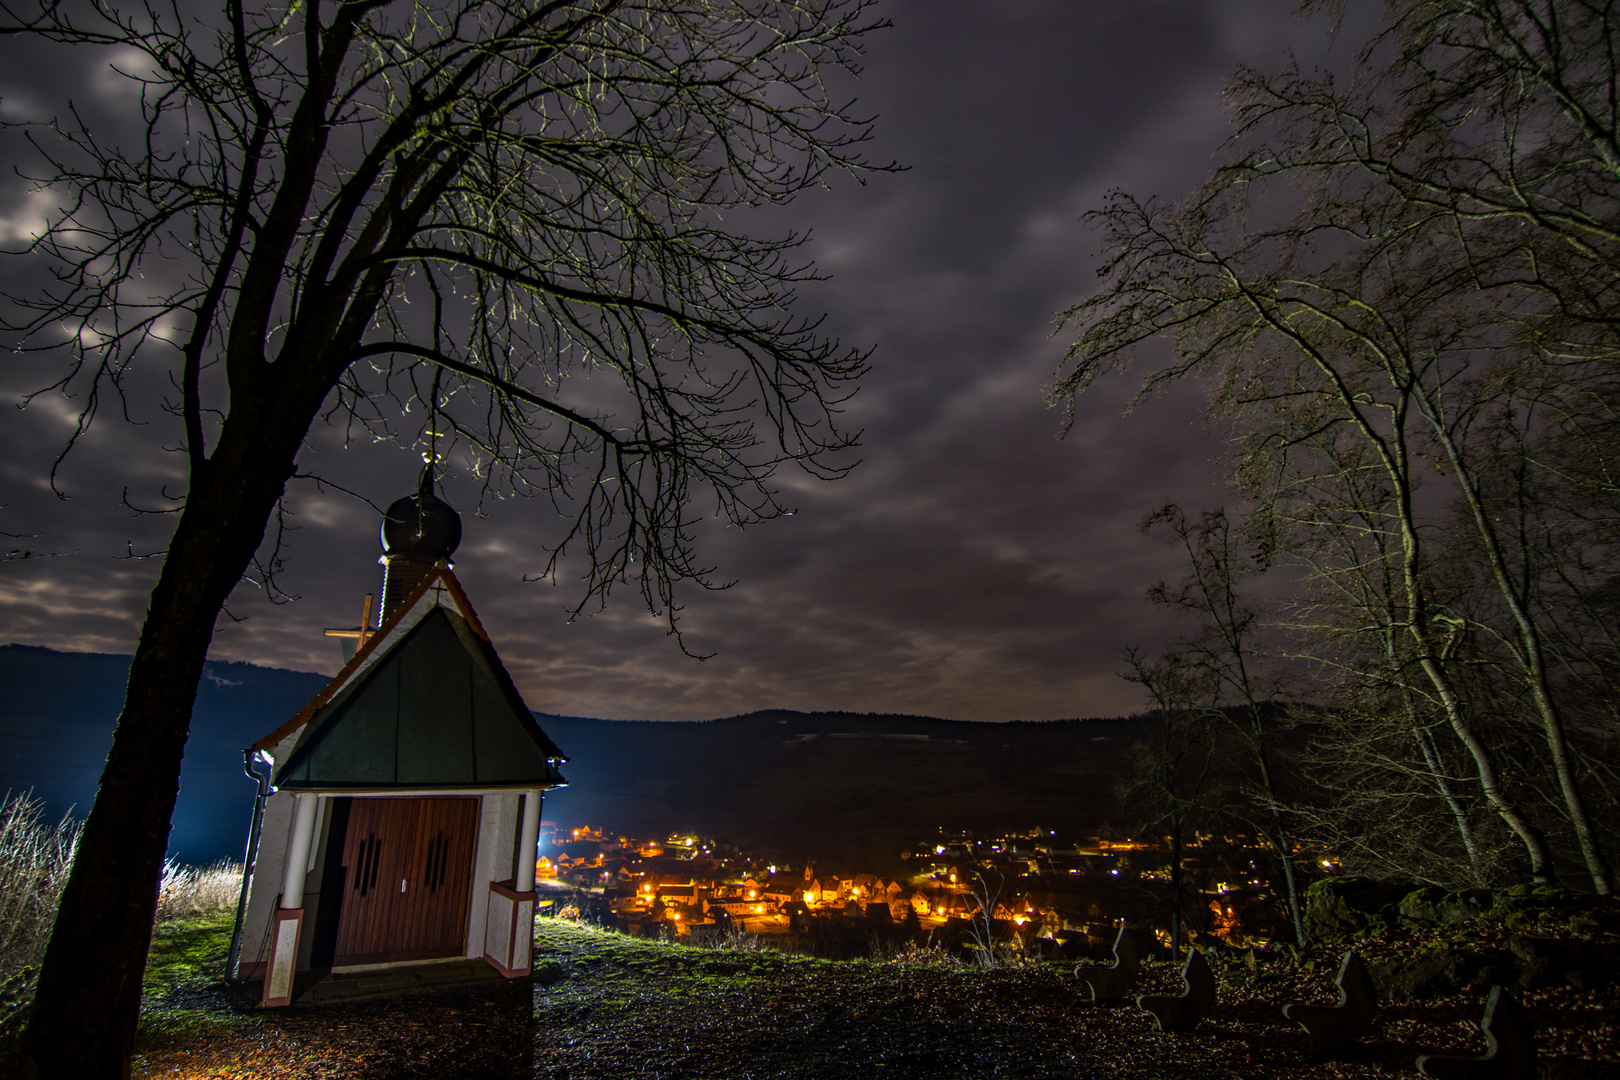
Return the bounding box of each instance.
[0,0,891,1073]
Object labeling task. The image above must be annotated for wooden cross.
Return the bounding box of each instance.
[323,594,378,655]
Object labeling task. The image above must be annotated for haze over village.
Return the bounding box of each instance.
[2,0,1619,1077]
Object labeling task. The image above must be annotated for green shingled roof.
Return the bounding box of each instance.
[273,606,566,790]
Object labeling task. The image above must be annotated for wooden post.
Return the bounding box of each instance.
[1079,924,1140,1002]
[1283,951,1377,1059]
[1416,986,1537,1079]
[1138,948,1217,1032]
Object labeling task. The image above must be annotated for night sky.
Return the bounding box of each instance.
[0,2,1372,723]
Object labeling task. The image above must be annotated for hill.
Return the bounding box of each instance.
[0,645,1138,865]
[537,710,1138,865]
[0,644,329,864]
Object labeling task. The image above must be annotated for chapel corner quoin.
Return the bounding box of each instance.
[228,470,567,1006]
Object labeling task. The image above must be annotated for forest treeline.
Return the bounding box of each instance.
[1054,0,1620,930]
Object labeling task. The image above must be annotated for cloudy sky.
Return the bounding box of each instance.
[0,1,1372,723]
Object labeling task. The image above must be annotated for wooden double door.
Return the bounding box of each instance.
[332,796,479,966]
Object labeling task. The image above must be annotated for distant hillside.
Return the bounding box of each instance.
[0,644,329,864]
[537,709,1140,868]
[0,645,1140,866]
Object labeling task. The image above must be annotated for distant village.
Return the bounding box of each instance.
[537,823,1316,958]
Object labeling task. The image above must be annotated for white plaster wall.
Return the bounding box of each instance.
[466,792,519,958]
[235,788,295,974]
[233,729,307,976]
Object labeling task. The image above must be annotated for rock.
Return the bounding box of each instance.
[1372,946,1472,1002]
[1399,887,1447,926]
[1399,887,1491,927]
[1305,878,1414,941]
[1506,935,1594,991]
[1492,886,1582,933]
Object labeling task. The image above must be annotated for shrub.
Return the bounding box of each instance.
[880,939,963,968]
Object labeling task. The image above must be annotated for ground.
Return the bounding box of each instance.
[129,915,1619,1079]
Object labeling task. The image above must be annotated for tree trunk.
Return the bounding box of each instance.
[1242,725,1306,947]
[1169,823,1184,960]
[1269,822,1306,947]
[20,406,314,1079]
[1412,717,1485,881]
[1434,423,1612,894]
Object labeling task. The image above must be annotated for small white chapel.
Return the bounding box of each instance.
[229,468,567,1006]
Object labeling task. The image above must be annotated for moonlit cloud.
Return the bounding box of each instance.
[0,0,1367,723]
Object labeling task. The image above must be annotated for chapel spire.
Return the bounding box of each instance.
[378,463,462,621]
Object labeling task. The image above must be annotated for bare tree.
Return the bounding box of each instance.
[1135,506,1309,945]
[963,868,1007,969]
[1117,647,1218,959]
[1280,0,1620,369]
[1052,2,1618,895]
[1276,442,1495,885]
[0,1,891,1074]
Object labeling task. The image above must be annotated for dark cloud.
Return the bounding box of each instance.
[0,1,1369,722]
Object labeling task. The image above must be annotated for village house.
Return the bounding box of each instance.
[229,470,567,1005]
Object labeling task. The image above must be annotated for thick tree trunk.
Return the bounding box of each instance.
[19,407,314,1080]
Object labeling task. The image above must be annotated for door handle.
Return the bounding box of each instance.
[401,879,408,893]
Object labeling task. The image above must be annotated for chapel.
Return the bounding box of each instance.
[229,468,567,1006]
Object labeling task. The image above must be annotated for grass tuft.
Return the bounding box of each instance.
[157,859,242,920]
[0,792,79,985]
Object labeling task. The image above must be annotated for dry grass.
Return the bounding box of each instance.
[156,859,242,921]
[0,791,239,1059]
[0,792,79,985]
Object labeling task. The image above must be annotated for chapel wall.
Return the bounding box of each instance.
[233,786,295,978]
[466,791,520,958]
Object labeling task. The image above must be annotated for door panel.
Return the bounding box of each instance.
[333,796,479,965]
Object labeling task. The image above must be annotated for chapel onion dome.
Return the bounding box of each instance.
[380,464,462,560]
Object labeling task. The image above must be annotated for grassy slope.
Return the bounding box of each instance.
[135,911,250,1064]
[132,915,1619,1079]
